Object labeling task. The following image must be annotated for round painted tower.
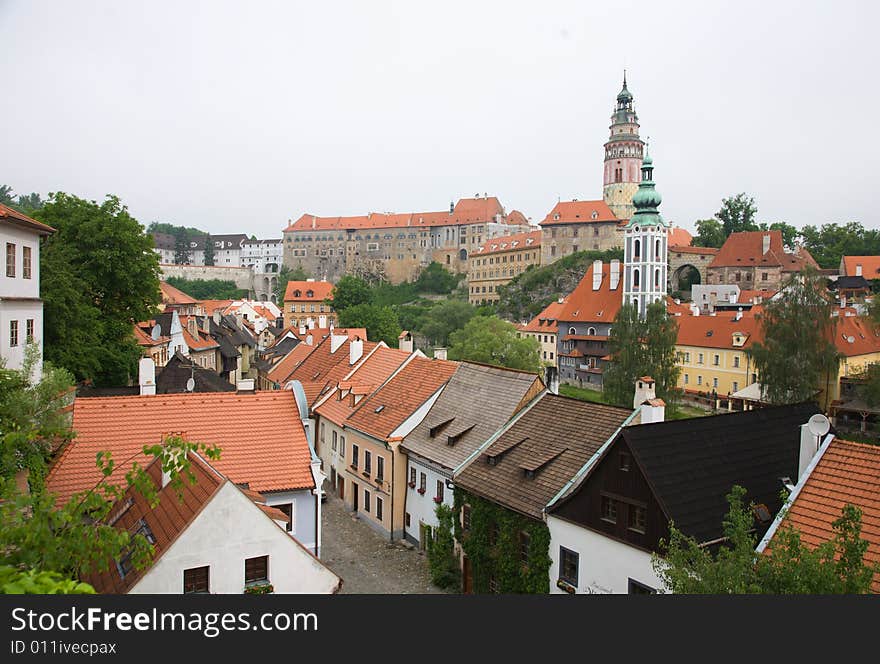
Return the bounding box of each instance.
[603,73,645,222]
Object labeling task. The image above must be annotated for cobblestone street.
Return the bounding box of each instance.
[320,494,452,594]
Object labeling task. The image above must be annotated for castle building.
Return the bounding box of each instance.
[603,73,645,222]
[622,150,669,317]
[468,229,542,305]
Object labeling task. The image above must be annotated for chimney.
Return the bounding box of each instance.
[633,376,656,409]
[856,264,863,277]
[330,332,347,353]
[187,316,198,338]
[450,201,454,214]
[544,366,559,395]
[399,331,414,353]
[798,422,823,480]
[610,259,621,290]
[139,357,156,396]
[639,398,665,424]
[434,347,448,361]
[318,315,327,328]
[762,233,771,255]
[299,325,306,336]
[306,334,314,346]
[350,337,364,365]
[592,260,603,290]
[689,303,700,317]
[728,291,737,304]
[735,307,743,321]
[557,297,564,304]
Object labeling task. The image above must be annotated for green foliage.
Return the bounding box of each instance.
[420,300,476,347]
[693,218,726,248]
[414,262,463,294]
[848,363,880,408]
[747,269,840,405]
[274,265,308,303]
[0,185,44,215]
[716,193,759,237]
[331,275,374,311]
[603,301,681,408]
[799,222,880,270]
[243,582,274,594]
[495,249,624,322]
[338,304,401,346]
[427,503,460,589]
[760,221,799,249]
[456,489,551,593]
[174,233,191,264]
[165,276,247,300]
[0,566,95,594]
[448,316,540,372]
[35,193,161,385]
[653,485,878,593]
[203,233,215,266]
[146,222,207,238]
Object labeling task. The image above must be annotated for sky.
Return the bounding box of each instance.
[2,1,878,237]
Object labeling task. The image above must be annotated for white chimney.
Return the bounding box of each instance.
[318,315,327,328]
[434,347,448,361]
[399,331,414,353]
[728,291,737,304]
[798,423,821,480]
[306,334,314,346]
[299,325,306,336]
[139,357,156,396]
[856,264,863,277]
[544,366,559,395]
[609,259,621,290]
[762,233,771,255]
[689,303,700,316]
[735,307,743,321]
[640,398,666,424]
[592,260,603,291]
[350,337,364,365]
[330,333,347,353]
[633,376,656,409]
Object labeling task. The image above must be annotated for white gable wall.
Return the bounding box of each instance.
[130,482,339,594]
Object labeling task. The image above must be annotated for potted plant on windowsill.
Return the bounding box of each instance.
[244,582,274,595]
[556,579,575,594]
[408,481,416,488]
[433,496,442,504]
[417,487,426,495]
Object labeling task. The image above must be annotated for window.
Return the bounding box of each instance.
[601,495,617,523]
[559,547,579,586]
[332,430,337,451]
[436,480,444,502]
[183,566,209,594]
[364,450,372,474]
[6,243,15,277]
[697,375,703,386]
[22,246,31,279]
[25,319,34,343]
[363,489,371,513]
[409,466,416,487]
[352,444,359,468]
[405,512,411,527]
[376,456,384,482]
[685,352,690,362]
[713,377,719,389]
[697,353,704,364]
[713,354,720,366]
[9,320,18,347]
[245,555,268,585]
[733,381,739,392]
[376,497,383,521]
[462,504,471,531]
[419,472,427,493]
[628,579,656,594]
[619,452,631,471]
[762,272,768,281]
[519,531,530,565]
[733,355,740,368]
[628,505,647,533]
[340,435,345,456]
[276,503,293,532]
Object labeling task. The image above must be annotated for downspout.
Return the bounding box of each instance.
[389,439,394,542]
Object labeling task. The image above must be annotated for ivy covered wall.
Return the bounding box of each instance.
[454,489,551,594]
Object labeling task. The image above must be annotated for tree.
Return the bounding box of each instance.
[273,265,308,304]
[331,275,373,311]
[419,300,476,347]
[693,218,726,248]
[448,316,540,372]
[760,222,799,250]
[203,233,215,266]
[164,277,247,300]
[173,231,191,264]
[799,222,880,270]
[0,185,44,215]
[716,193,759,237]
[653,485,878,593]
[35,193,161,385]
[338,304,401,346]
[747,268,839,406]
[0,185,15,206]
[414,262,462,294]
[427,504,460,589]
[603,301,680,409]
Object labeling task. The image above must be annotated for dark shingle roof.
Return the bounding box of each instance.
[454,394,633,520]
[157,352,236,393]
[619,402,821,543]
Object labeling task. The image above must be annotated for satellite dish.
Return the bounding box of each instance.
[186,377,195,393]
[807,414,830,437]
[151,324,161,341]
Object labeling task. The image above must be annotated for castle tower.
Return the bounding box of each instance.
[603,73,645,221]
[623,148,669,317]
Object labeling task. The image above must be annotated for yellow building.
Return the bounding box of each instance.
[283,280,336,330]
[830,313,880,403]
[468,230,541,305]
[516,296,567,366]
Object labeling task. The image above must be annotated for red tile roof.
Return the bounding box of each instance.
[539,200,618,226]
[159,281,198,306]
[46,391,315,507]
[267,343,318,385]
[675,313,762,350]
[521,298,568,334]
[833,315,880,357]
[284,281,334,303]
[769,438,880,592]
[0,202,55,234]
[506,210,530,226]
[199,299,234,314]
[842,256,880,278]
[670,245,719,256]
[668,227,694,247]
[709,231,819,271]
[345,356,459,440]
[557,262,623,324]
[473,230,541,256]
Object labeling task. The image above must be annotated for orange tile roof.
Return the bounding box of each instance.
[668,227,694,247]
[670,245,719,256]
[284,280,334,303]
[521,298,568,334]
[284,335,379,405]
[709,231,819,271]
[833,315,880,357]
[557,262,623,324]
[0,202,55,234]
[473,230,541,256]
[199,299,234,314]
[675,313,763,350]
[159,281,198,306]
[266,343,318,385]
[283,197,507,232]
[769,438,880,592]
[736,289,777,303]
[46,391,315,506]
[842,256,880,278]
[182,327,219,351]
[539,200,618,226]
[506,210,530,226]
[133,324,167,347]
[345,356,459,440]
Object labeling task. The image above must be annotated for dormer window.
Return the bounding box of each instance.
[591,211,598,220]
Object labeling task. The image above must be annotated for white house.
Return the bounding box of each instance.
[241,238,283,274]
[0,203,54,378]
[85,452,341,594]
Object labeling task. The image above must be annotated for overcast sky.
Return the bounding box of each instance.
[2,1,877,237]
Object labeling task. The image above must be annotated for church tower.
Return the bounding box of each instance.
[623,148,669,317]
[603,73,645,221]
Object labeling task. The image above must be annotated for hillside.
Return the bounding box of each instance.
[494,249,623,322]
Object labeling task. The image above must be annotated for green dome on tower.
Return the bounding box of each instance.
[617,72,633,102]
[627,147,667,228]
